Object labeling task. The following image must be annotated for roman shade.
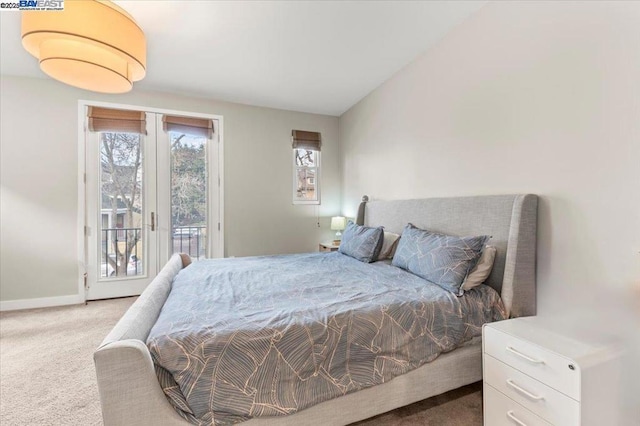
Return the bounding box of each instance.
[292,130,321,151]
[163,115,214,139]
[88,106,146,134]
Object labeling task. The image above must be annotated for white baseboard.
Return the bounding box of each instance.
[0,294,85,312]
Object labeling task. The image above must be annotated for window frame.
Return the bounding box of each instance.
[292,148,320,205]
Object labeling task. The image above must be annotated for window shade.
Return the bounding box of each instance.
[292,130,321,151]
[87,106,146,134]
[163,115,214,139]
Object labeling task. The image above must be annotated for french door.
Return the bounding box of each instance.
[84,107,221,300]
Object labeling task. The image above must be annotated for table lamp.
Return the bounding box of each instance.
[331,216,347,244]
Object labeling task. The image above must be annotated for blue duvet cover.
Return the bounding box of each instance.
[147,252,506,425]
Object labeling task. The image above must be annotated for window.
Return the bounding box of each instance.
[169,131,208,260]
[291,129,321,205]
[162,114,215,261]
[293,149,320,204]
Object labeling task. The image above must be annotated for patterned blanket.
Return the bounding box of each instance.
[147,252,506,425]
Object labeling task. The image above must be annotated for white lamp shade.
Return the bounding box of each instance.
[21,0,146,93]
[330,216,347,231]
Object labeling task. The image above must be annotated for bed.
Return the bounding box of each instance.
[94,194,538,426]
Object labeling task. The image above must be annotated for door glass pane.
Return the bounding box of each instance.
[99,132,144,278]
[170,133,207,260]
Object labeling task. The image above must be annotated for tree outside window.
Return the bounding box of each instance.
[100,132,143,277]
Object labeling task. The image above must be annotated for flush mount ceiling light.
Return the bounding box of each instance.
[21,0,146,93]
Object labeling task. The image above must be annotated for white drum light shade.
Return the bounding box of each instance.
[330,217,347,232]
[21,0,146,93]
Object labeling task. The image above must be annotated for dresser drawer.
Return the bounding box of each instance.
[484,355,580,425]
[484,383,552,426]
[483,326,580,400]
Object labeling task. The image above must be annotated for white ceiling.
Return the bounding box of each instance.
[0,1,485,116]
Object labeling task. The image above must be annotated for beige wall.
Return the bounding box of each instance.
[339,1,640,315]
[0,76,340,302]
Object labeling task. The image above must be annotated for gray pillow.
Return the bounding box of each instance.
[462,245,497,291]
[338,221,384,263]
[392,223,490,295]
[376,231,401,261]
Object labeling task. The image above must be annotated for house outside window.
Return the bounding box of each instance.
[293,148,320,204]
[292,130,321,205]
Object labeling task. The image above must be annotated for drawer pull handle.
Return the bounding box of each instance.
[506,379,545,401]
[506,410,528,426]
[506,346,545,365]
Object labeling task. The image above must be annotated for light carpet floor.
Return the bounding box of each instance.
[0,298,483,425]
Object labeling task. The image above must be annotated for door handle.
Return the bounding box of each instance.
[151,212,155,231]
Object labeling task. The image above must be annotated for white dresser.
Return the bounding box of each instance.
[482,317,621,426]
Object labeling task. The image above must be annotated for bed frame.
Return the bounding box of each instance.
[94,194,538,425]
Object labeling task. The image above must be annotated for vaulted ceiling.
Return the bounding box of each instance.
[0,1,485,115]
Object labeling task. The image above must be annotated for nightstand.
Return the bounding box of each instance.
[319,242,340,252]
[482,317,621,426]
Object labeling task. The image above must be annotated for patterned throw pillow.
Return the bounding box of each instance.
[338,221,384,263]
[392,224,490,295]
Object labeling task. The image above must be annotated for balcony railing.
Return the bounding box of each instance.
[100,226,206,278]
[172,226,206,259]
[101,227,142,278]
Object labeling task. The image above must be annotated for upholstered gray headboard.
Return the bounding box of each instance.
[356,194,538,318]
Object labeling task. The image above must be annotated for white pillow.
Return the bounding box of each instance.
[462,246,497,291]
[376,231,400,260]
